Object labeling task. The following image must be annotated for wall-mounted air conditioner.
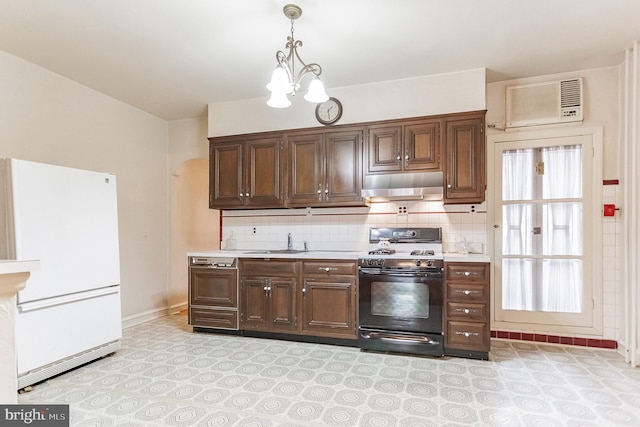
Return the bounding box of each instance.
[505,78,583,128]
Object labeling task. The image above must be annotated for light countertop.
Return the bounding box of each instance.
[188,250,491,263]
[0,260,40,275]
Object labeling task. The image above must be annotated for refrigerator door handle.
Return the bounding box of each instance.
[18,286,120,313]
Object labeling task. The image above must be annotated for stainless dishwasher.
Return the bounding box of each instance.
[188,256,239,330]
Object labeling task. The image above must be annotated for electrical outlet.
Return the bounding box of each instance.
[252,227,257,234]
[306,207,312,216]
[397,206,408,216]
[470,205,476,213]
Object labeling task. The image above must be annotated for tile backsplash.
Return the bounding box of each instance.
[221,200,488,253]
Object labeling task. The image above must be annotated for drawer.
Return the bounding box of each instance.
[446,321,489,351]
[303,261,357,276]
[189,308,238,330]
[446,263,488,282]
[446,283,488,302]
[447,302,487,321]
[240,260,298,276]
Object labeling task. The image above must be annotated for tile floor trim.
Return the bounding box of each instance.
[491,329,618,349]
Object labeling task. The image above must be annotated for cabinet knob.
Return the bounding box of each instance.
[447,184,452,189]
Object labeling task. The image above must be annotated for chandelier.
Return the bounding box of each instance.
[266,4,329,108]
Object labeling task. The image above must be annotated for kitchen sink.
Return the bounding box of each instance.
[243,249,305,255]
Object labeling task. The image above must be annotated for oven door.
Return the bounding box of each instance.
[358,267,444,356]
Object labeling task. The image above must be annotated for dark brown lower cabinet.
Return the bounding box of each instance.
[301,261,357,339]
[239,260,297,333]
[444,262,490,360]
[238,259,358,341]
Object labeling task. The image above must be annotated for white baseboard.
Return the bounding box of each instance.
[122,301,187,329]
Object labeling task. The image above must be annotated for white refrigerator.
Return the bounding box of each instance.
[0,158,122,389]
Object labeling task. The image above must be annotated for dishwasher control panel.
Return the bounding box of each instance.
[189,256,236,268]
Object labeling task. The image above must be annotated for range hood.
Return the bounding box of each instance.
[361,171,444,202]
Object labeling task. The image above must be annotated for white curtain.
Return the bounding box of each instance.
[502,145,583,313]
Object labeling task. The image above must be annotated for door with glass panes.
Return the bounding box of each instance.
[493,132,600,329]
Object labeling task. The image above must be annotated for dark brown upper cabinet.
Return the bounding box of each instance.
[210,135,285,209]
[287,127,367,208]
[443,112,485,204]
[366,119,441,174]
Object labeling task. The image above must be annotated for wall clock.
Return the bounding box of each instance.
[315,97,343,125]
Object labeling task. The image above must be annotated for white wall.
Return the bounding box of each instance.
[0,50,170,322]
[168,118,219,312]
[208,68,487,137]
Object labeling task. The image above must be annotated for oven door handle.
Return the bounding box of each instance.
[361,331,440,346]
[359,270,442,278]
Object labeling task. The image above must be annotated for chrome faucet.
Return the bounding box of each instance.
[287,233,293,250]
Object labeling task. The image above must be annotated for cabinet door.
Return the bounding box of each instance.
[287,132,323,207]
[240,277,269,330]
[189,268,238,308]
[210,141,244,208]
[404,121,441,171]
[245,137,285,208]
[302,277,356,338]
[324,129,365,206]
[444,116,485,203]
[269,278,297,332]
[366,125,402,173]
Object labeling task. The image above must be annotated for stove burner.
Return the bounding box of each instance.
[410,249,435,256]
[368,249,396,255]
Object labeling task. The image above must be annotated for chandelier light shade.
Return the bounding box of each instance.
[266,4,329,108]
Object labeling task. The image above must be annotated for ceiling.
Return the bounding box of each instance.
[1,0,639,121]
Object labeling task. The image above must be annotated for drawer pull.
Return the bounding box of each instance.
[319,267,338,272]
[455,308,476,314]
[455,331,479,337]
[456,289,478,296]
[455,271,474,276]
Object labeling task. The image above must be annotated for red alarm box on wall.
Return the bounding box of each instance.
[604,204,616,217]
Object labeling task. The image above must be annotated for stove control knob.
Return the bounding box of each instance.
[425,260,434,267]
[377,259,385,266]
[415,259,421,267]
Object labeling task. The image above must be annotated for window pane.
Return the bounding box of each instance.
[541,259,582,313]
[502,149,534,201]
[542,202,583,255]
[541,145,582,199]
[502,258,582,313]
[502,204,533,256]
[502,258,533,310]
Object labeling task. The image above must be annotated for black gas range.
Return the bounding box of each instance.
[358,227,445,357]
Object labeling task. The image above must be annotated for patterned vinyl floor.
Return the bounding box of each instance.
[18,313,640,426]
